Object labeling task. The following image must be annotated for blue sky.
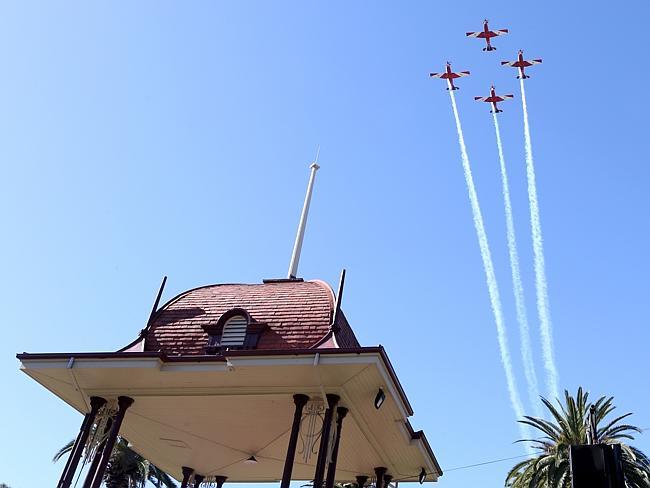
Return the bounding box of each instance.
[1,1,649,487]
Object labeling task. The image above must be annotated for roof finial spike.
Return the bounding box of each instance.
[287,159,320,279]
[332,268,346,329]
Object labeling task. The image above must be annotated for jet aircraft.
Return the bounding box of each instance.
[474,85,514,113]
[429,62,470,90]
[501,50,542,78]
[466,20,508,51]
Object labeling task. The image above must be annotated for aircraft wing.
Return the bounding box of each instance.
[430,71,469,79]
[474,96,488,102]
[492,29,509,36]
[528,59,543,65]
[465,31,483,38]
[501,60,517,67]
[502,94,515,100]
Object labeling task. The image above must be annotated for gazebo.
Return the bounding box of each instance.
[17,164,441,488]
[17,275,441,488]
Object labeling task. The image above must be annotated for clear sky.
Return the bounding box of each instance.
[1,1,649,487]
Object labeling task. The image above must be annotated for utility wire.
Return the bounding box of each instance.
[389,453,534,483]
[444,453,534,472]
[395,426,650,480]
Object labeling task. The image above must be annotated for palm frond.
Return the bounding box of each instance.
[53,439,75,463]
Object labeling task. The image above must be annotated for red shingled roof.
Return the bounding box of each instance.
[144,279,359,355]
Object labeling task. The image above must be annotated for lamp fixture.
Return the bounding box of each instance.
[244,455,258,465]
[374,388,386,410]
[418,468,427,484]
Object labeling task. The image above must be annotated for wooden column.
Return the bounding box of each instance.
[193,474,205,487]
[57,396,106,488]
[355,475,369,488]
[383,474,393,488]
[180,467,194,488]
[374,467,387,488]
[87,396,134,488]
[324,407,348,488]
[312,394,340,488]
[281,394,309,488]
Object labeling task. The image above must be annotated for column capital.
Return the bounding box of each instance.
[293,394,310,407]
[214,475,228,488]
[355,475,369,488]
[193,474,205,487]
[117,396,135,410]
[89,396,107,412]
[335,406,348,419]
[325,394,340,408]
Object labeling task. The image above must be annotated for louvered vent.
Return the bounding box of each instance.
[221,315,248,347]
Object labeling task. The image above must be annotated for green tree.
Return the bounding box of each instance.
[506,388,650,487]
[55,437,176,488]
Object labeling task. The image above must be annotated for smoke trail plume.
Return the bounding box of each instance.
[447,83,530,441]
[519,78,559,399]
[492,112,543,417]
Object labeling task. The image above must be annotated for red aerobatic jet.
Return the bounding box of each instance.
[501,50,543,79]
[474,85,514,113]
[429,62,470,90]
[466,20,508,51]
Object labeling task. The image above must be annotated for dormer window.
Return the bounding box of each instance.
[221,315,248,347]
[203,308,266,354]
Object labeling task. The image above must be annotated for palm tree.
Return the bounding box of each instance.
[55,437,176,488]
[506,387,650,487]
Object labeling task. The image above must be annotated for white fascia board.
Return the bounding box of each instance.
[20,357,163,371]
[159,362,230,372]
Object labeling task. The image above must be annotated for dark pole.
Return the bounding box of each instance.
[193,474,205,487]
[147,276,167,326]
[355,475,369,488]
[88,396,135,488]
[180,467,194,488]
[374,467,387,488]
[332,269,346,329]
[214,475,228,488]
[383,474,393,488]
[312,394,340,488]
[82,417,114,488]
[281,394,310,488]
[58,396,106,488]
[325,407,348,488]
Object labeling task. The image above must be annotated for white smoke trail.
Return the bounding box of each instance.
[520,78,559,399]
[447,83,530,442]
[492,112,543,418]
